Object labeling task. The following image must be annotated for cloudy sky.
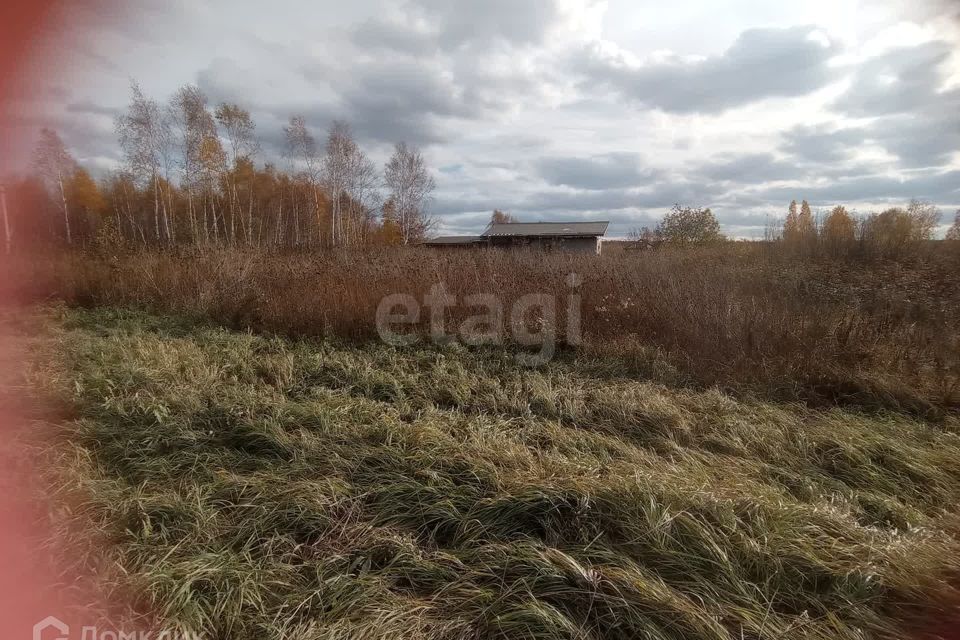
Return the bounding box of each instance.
[8,0,960,237]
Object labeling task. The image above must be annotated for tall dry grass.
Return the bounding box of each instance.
[30,308,960,639]
[5,243,960,414]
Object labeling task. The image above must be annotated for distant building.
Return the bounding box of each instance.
[420,235,483,248]
[423,221,609,255]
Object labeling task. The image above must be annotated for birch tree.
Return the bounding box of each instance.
[170,85,216,244]
[343,137,379,247]
[383,141,435,245]
[33,128,76,244]
[116,81,174,245]
[322,121,351,247]
[216,103,259,245]
[284,116,319,246]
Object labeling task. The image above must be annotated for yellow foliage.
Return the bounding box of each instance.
[66,167,106,217]
[822,205,855,250]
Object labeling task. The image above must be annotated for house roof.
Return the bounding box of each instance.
[482,221,609,237]
[423,235,483,245]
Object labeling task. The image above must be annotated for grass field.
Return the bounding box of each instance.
[28,306,960,639]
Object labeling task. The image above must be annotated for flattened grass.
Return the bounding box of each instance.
[33,308,960,639]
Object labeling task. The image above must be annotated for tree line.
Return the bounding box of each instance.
[3,81,436,252]
[628,201,960,255]
[775,198,957,257]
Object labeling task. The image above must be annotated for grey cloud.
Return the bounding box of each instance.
[432,188,640,218]
[698,152,802,182]
[195,60,251,106]
[536,153,660,190]
[708,209,781,228]
[519,188,640,213]
[410,0,567,50]
[782,125,864,164]
[6,107,120,172]
[352,18,438,56]
[573,25,839,113]
[297,54,530,147]
[754,169,960,205]
[871,107,960,168]
[829,40,960,168]
[432,183,703,221]
[195,57,455,150]
[66,100,121,118]
[352,0,573,57]
[833,41,952,118]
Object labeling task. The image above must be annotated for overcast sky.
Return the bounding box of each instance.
[8,0,960,237]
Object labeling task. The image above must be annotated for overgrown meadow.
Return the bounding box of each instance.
[27,306,960,639]
[8,243,960,639]
[10,243,960,415]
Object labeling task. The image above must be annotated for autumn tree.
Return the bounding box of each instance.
[66,166,106,241]
[656,204,722,245]
[33,128,76,244]
[798,199,816,245]
[783,199,800,245]
[379,198,403,246]
[491,209,515,224]
[860,201,940,257]
[821,205,855,254]
[103,171,143,245]
[384,141,435,245]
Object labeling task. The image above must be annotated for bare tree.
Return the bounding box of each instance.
[284,116,319,246]
[116,81,174,245]
[216,103,259,244]
[383,142,436,245]
[216,103,258,164]
[322,121,352,247]
[946,210,960,241]
[320,121,380,247]
[343,135,379,247]
[905,199,940,240]
[33,128,76,244]
[169,85,216,243]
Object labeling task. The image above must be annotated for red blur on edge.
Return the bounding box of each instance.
[0,3,124,638]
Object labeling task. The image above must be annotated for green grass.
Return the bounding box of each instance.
[31,307,960,639]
